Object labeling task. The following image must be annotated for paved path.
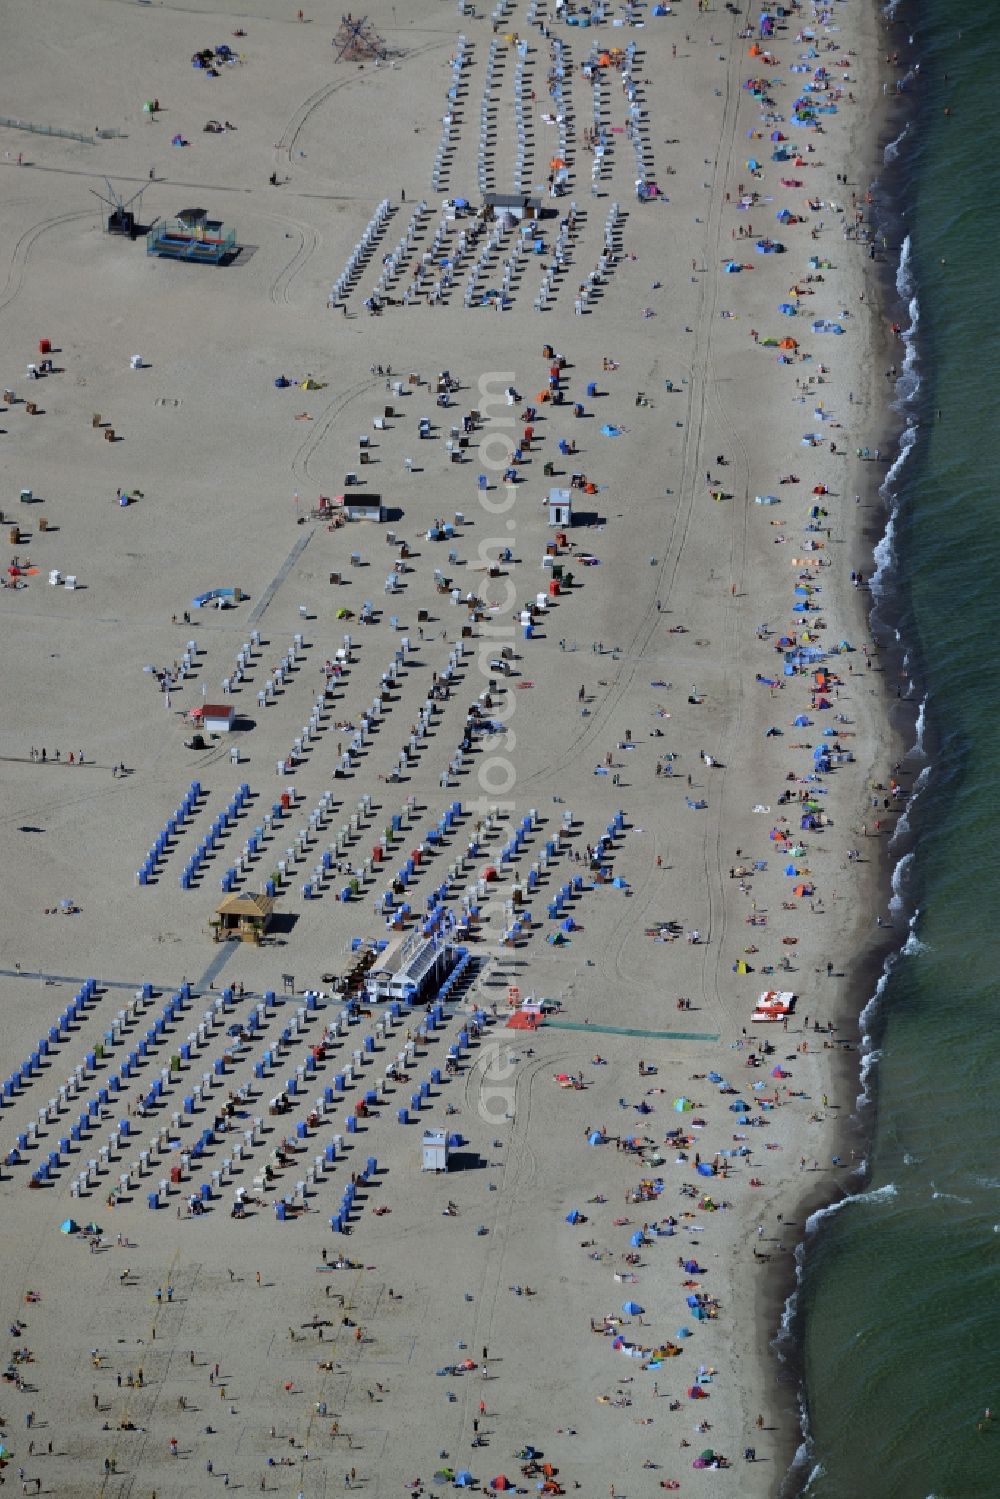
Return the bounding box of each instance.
[247,526,316,626]
[0,942,238,996]
[542,1019,719,1042]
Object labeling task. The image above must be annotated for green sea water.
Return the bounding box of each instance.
[790,3,1000,1496]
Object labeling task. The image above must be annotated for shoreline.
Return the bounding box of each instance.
[768,11,929,1490]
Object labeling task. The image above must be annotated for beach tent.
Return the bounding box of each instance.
[490,1478,512,1491]
[565,1209,582,1225]
[59,1218,80,1234]
[455,1472,476,1488]
[622,1300,644,1316]
[729,1100,750,1113]
[673,1097,694,1112]
[696,1162,715,1176]
[779,337,798,349]
[630,1230,645,1248]
[588,1131,606,1146]
[688,1385,709,1399]
[734,959,751,975]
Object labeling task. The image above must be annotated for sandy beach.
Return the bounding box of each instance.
[0,1,897,1494]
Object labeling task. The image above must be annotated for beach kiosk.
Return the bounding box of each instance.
[483,192,541,223]
[365,930,463,1004]
[212,890,275,945]
[422,1128,450,1173]
[547,488,572,527]
[202,703,235,734]
[343,492,386,523]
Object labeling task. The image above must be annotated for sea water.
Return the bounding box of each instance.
[789,3,1000,1496]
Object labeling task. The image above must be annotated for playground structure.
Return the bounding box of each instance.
[91,178,148,239]
[146,207,236,264]
[332,14,388,64]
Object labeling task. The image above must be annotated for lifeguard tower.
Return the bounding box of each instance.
[147,207,236,264]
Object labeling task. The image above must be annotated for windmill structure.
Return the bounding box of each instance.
[90,178,149,239]
[332,13,388,63]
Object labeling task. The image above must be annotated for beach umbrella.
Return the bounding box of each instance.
[490,1479,512,1491]
[630,1230,644,1248]
[779,337,798,349]
[565,1209,581,1225]
[696,1162,715,1176]
[59,1218,80,1234]
[699,1449,716,1461]
[688,1385,708,1399]
[673,1097,693,1112]
[622,1300,643,1316]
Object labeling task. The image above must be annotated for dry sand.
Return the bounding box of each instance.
[0,1,895,1494]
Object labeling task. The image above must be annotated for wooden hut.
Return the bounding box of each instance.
[212,890,275,944]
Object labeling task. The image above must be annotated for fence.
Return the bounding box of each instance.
[0,115,95,145]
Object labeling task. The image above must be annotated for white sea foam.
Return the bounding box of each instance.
[775,1240,805,1353]
[871,503,897,596]
[930,1188,972,1205]
[888,851,914,918]
[858,1046,882,1095]
[896,296,921,405]
[857,959,892,1083]
[884,120,912,164]
[896,232,914,299]
[804,1183,898,1234]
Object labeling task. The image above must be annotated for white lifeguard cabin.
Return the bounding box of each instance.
[203,703,235,734]
[422,1128,450,1173]
[547,488,572,527]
